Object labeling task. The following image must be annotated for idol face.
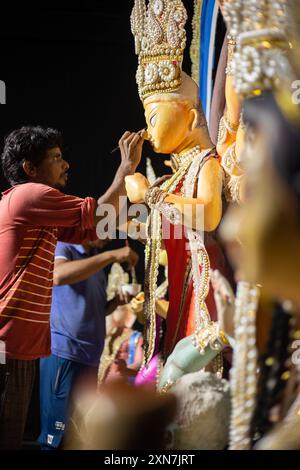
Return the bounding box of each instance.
[144,99,193,154]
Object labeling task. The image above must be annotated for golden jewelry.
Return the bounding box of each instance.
[226,34,237,76]
[192,320,230,355]
[190,0,202,84]
[222,0,290,99]
[217,116,228,146]
[159,379,176,394]
[222,143,243,175]
[172,145,201,168]
[97,329,133,387]
[217,113,239,146]
[143,147,213,366]
[229,282,260,450]
[131,0,188,101]
[225,174,244,204]
[145,187,167,208]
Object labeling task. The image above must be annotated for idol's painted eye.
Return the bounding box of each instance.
[150,113,157,127]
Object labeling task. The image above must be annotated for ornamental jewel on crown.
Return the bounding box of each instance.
[222,0,292,98]
[130,0,187,101]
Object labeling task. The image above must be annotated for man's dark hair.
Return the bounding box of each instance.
[1,125,63,185]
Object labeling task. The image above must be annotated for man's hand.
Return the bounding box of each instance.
[114,246,139,268]
[114,291,131,305]
[119,131,145,175]
[125,173,150,203]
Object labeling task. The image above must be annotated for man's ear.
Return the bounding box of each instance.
[22,160,37,178]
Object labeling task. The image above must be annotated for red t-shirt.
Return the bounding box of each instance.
[0,182,97,360]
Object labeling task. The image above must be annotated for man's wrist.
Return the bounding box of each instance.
[108,249,124,264]
[119,162,136,177]
[97,250,117,265]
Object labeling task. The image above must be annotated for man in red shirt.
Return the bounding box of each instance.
[0,125,143,449]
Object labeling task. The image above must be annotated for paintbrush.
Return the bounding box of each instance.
[110,128,148,154]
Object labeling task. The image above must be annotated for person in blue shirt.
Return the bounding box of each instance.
[38,240,138,450]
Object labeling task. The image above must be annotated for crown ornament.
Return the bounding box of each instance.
[222,0,293,98]
[131,0,188,101]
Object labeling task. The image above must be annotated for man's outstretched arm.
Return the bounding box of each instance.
[53,246,138,286]
[96,131,145,224]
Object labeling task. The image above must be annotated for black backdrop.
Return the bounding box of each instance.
[0,2,193,442]
[0,0,194,282]
[0,1,194,195]
[0,1,219,445]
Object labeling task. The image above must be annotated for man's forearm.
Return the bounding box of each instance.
[53,251,118,286]
[96,164,134,225]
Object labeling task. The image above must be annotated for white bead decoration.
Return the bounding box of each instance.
[131,0,187,100]
[229,282,260,450]
[144,63,159,84]
[222,0,290,98]
[153,0,164,16]
[158,60,176,82]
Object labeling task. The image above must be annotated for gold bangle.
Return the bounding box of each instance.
[217,113,239,146]
[226,35,237,76]
[224,113,239,134]
[145,187,166,208]
[217,116,227,145]
[159,380,176,394]
[222,144,243,174]
[219,329,230,347]
[192,321,228,354]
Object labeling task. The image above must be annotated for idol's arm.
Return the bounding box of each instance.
[158,335,225,391]
[53,246,138,286]
[217,74,245,176]
[162,159,223,232]
[125,160,223,232]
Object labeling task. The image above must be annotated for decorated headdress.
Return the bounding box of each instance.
[275,0,300,127]
[130,0,189,103]
[222,0,293,98]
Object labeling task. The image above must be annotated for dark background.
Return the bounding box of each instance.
[0,0,195,444]
[0,0,195,281]
[0,1,195,195]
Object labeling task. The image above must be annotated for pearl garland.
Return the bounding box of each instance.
[143,146,215,366]
[172,145,201,169]
[229,282,260,450]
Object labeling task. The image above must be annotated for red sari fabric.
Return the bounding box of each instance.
[162,178,227,357]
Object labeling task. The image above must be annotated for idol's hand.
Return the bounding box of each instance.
[131,292,146,325]
[130,292,145,314]
[125,173,150,203]
[119,130,145,174]
[158,335,218,391]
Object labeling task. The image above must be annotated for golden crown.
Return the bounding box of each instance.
[130,0,188,101]
[222,0,293,98]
